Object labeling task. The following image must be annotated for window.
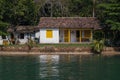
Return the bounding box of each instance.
[82,30,91,38]
[2,35,6,39]
[20,33,24,39]
[46,30,53,38]
[84,30,91,37]
[81,30,91,42]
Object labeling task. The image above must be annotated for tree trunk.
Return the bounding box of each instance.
[93,0,95,17]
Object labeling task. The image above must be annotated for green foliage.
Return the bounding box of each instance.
[0,0,39,36]
[0,21,9,35]
[0,0,9,35]
[97,0,120,31]
[1,0,39,25]
[38,0,94,17]
[93,39,105,53]
[69,0,93,17]
[96,0,120,46]
[93,31,104,40]
[0,0,119,47]
[38,0,70,17]
[27,38,35,50]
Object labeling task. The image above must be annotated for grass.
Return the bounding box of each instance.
[34,43,92,48]
[1,43,93,48]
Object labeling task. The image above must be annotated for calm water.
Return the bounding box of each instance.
[0,54,120,80]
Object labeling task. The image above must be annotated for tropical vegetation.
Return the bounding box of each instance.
[97,0,120,46]
[0,0,120,46]
[92,39,105,53]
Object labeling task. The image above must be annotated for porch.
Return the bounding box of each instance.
[59,29,93,43]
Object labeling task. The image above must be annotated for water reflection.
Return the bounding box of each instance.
[39,55,59,80]
[0,55,120,80]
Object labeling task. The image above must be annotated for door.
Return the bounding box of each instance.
[76,30,80,42]
[64,30,70,42]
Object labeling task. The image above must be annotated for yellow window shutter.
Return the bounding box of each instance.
[46,30,53,38]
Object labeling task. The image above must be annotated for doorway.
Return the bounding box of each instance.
[76,30,80,42]
[64,30,70,42]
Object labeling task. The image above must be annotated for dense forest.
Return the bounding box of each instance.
[0,0,120,46]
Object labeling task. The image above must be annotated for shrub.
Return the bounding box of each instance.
[27,38,35,50]
[92,39,105,53]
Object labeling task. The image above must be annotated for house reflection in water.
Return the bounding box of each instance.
[39,55,59,79]
[38,55,87,80]
[0,55,116,80]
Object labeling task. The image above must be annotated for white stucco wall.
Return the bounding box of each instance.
[71,30,77,42]
[40,29,59,43]
[35,31,40,38]
[59,30,64,42]
[8,32,38,45]
[0,36,3,45]
[0,36,9,45]
[0,40,3,45]
[18,33,33,44]
[19,39,28,44]
[19,33,28,44]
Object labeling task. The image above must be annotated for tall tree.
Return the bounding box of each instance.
[2,0,39,26]
[68,0,93,17]
[0,0,39,44]
[38,0,95,17]
[97,0,120,46]
[97,0,120,30]
[38,0,69,17]
[0,0,9,36]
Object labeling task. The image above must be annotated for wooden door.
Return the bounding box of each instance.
[64,30,70,42]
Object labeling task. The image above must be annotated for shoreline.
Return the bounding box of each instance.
[0,51,92,56]
[0,46,119,56]
[0,51,120,56]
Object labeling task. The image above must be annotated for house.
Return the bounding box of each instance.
[7,26,39,44]
[6,17,101,44]
[38,17,101,43]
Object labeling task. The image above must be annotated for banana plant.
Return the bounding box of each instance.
[93,39,105,53]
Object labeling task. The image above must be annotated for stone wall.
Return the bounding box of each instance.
[0,46,120,53]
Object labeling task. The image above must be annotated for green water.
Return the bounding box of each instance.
[0,55,120,80]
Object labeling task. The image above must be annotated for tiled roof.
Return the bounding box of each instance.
[38,17,101,29]
[7,26,39,33]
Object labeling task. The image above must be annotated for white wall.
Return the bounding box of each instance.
[0,36,3,45]
[59,30,64,42]
[40,29,59,43]
[19,33,28,44]
[19,39,28,44]
[71,30,77,42]
[0,36,9,45]
[0,40,3,45]
[35,31,40,38]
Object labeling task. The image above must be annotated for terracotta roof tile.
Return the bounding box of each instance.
[8,26,39,33]
[38,17,101,29]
